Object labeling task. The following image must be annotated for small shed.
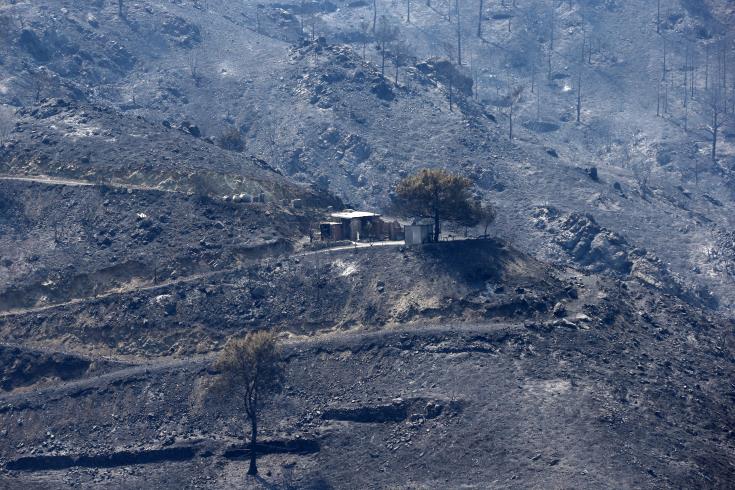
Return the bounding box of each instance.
[404,224,434,246]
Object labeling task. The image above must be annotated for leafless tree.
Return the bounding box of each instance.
[576,36,584,123]
[372,0,378,32]
[118,0,125,18]
[18,67,53,104]
[0,106,14,146]
[632,159,653,192]
[702,86,725,162]
[392,37,412,85]
[455,0,462,65]
[576,69,582,123]
[376,16,399,78]
[549,4,555,51]
[255,4,263,33]
[477,0,484,38]
[187,51,200,85]
[439,40,457,111]
[705,43,710,90]
[506,85,523,140]
[302,12,317,42]
[359,19,371,60]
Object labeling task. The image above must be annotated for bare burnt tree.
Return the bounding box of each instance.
[632,159,653,194]
[546,4,556,81]
[456,0,462,65]
[0,106,14,146]
[359,19,371,60]
[18,67,53,103]
[255,4,263,33]
[376,15,399,78]
[703,85,725,162]
[187,51,200,85]
[372,0,378,32]
[477,0,483,38]
[392,37,412,85]
[577,35,584,123]
[506,85,523,140]
[439,40,457,111]
[549,4,555,51]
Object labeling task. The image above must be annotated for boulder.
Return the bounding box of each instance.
[370,79,394,101]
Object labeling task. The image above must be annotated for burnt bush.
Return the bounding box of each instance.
[218,128,245,153]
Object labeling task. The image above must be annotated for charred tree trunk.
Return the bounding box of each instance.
[433,194,440,242]
[373,0,377,32]
[576,70,582,122]
[477,0,483,37]
[248,414,258,475]
[449,71,454,111]
[509,101,514,140]
[456,0,462,65]
[381,41,386,77]
[711,110,718,162]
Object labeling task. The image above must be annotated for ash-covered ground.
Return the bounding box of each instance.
[0,0,734,488]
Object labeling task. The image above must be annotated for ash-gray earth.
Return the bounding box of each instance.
[0,0,733,488]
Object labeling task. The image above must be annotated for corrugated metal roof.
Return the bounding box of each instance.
[330,211,381,219]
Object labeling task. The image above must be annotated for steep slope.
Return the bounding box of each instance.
[0,246,732,487]
[4,0,733,311]
[0,240,574,358]
[1,0,734,309]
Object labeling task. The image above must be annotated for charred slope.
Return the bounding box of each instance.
[0,177,328,317]
[0,98,335,205]
[0,240,574,358]
[1,0,734,312]
[0,237,726,364]
[0,302,732,488]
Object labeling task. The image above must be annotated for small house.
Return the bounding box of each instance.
[320,210,404,242]
[320,210,381,241]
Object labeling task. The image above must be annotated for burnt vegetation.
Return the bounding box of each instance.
[0,0,733,488]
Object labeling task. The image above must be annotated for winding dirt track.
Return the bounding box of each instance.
[0,321,516,408]
[0,242,405,319]
[0,174,178,193]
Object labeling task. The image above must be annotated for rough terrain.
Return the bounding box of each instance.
[0,0,733,488]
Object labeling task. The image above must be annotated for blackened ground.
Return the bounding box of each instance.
[0,240,577,358]
[0,178,325,315]
[0,307,732,488]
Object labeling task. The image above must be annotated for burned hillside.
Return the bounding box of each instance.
[0,0,734,488]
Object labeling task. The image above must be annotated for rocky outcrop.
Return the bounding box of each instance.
[532,207,716,308]
[533,207,633,275]
[416,58,473,97]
